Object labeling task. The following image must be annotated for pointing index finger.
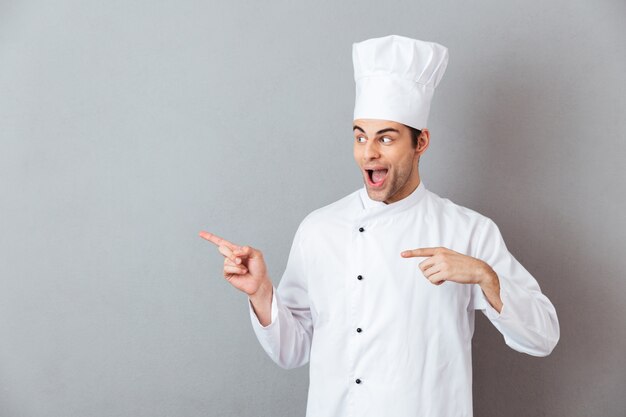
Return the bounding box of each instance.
[401,247,437,258]
[199,231,239,251]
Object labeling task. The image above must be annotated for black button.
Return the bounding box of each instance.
[355,378,361,384]
[358,227,365,232]
[357,275,363,280]
[356,328,362,333]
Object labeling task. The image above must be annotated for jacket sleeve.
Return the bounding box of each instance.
[470,217,560,357]
[247,221,313,369]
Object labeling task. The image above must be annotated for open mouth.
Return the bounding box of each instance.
[366,168,388,187]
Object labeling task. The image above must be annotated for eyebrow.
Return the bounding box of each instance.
[353,125,400,135]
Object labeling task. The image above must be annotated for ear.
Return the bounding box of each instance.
[417,128,430,153]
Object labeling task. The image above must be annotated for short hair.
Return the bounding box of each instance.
[405,125,422,148]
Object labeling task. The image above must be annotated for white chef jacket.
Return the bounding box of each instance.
[247,180,559,417]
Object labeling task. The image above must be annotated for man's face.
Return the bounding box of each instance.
[353,118,424,204]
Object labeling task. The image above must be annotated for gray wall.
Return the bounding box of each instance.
[1,1,624,416]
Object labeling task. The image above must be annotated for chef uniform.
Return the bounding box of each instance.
[247,35,560,417]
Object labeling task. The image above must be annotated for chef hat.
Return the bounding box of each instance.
[352,34,449,130]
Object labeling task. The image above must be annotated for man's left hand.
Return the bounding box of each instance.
[400,247,495,287]
[401,247,503,313]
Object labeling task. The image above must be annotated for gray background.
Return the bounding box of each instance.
[0,1,624,416]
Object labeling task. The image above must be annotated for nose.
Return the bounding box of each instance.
[363,138,380,160]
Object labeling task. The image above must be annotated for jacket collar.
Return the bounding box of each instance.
[358,179,427,218]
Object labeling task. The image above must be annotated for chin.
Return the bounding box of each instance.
[365,186,388,201]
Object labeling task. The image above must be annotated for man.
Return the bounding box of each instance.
[200,35,559,417]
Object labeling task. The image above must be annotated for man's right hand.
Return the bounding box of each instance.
[199,231,274,325]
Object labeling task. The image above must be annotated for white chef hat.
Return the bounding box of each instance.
[352,34,449,130]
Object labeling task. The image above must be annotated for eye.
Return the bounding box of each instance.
[355,135,392,143]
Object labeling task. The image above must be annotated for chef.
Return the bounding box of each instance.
[200,34,560,417]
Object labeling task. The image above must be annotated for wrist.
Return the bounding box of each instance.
[477,262,503,313]
[250,278,272,302]
[478,261,497,288]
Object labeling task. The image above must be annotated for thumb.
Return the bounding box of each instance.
[234,245,261,259]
